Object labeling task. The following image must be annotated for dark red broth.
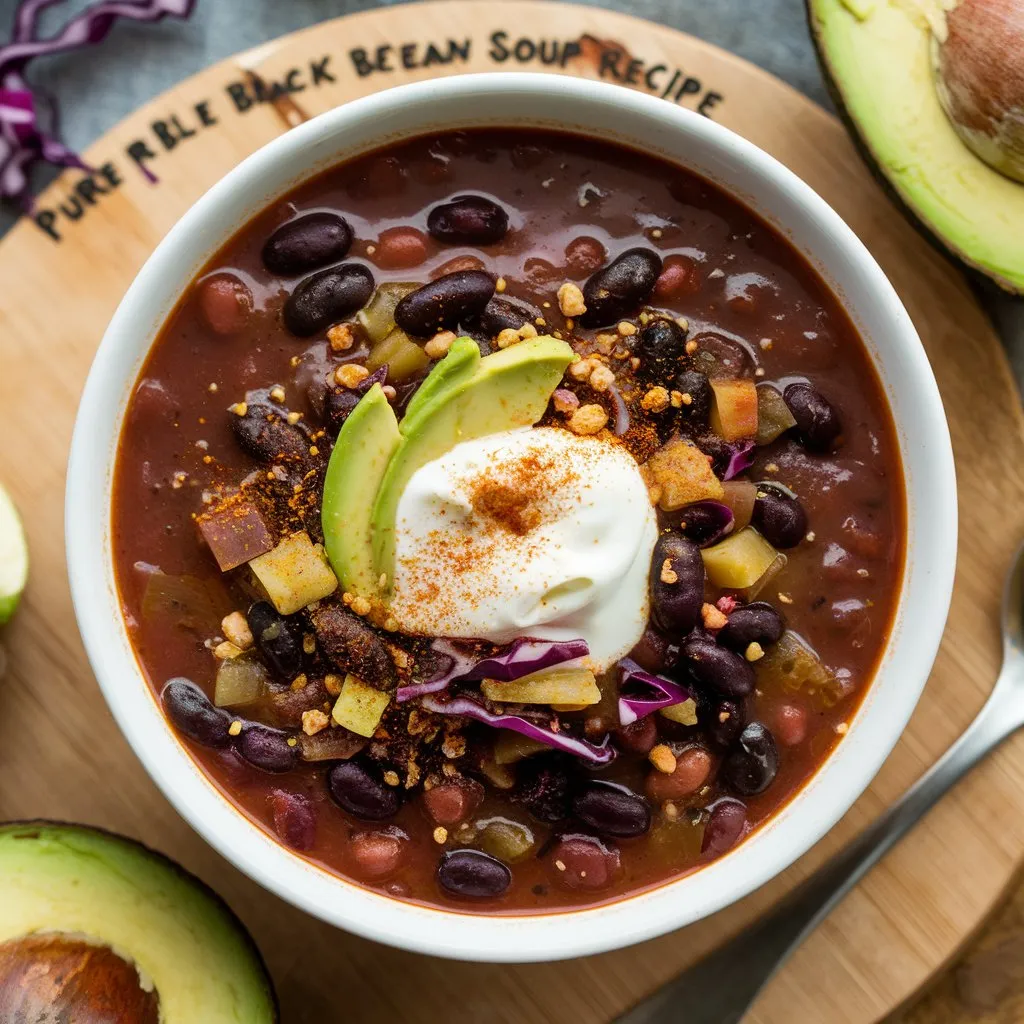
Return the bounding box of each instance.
[112,129,904,912]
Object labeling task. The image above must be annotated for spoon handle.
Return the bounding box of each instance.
[615,686,1022,1024]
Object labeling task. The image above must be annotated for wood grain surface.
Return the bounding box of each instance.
[1,3,1022,1021]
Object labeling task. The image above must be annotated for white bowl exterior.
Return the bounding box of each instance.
[66,73,956,962]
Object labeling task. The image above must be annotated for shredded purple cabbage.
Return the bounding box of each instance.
[606,381,630,436]
[722,441,756,481]
[618,658,691,727]
[421,694,615,765]
[1,0,195,206]
[397,636,589,703]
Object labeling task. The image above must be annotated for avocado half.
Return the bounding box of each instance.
[807,0,1024,294]
[0,822,277,1023]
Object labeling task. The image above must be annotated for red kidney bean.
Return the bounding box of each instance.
[430,254,485,279]
[841,516,885,559]
[692,332,754,379]
[437,849,512,899]
[783,382,842,452]
[309,604,397,688]
[347,826,409,881]
[269,790,316,851]
[283,263,375,337]
[524,256,560,287]
[722,722,779,795]
[230,398,313,466]
[646,746,713,803]
[615,716,658,755]
[675,370,712,427]
[327,761,400,821]
[773,703,809,746]
[635,318,688,383]
[564,235,606,277]
[513,756,575,823]
[701,798,747,856]
[628,627,680,676]
[197,273,253,335]
[423,779,484,826]
[653,255,700,299]
[717,602,785,653]
[650,533,705,635]
[704,698,747,749]
[549,835,621,891]
[373,226,428,270]
[161,678,231,748]
[394,270,495,337]
[236,724,299,773]
[427,195,509,245]
[262,212,352,275]
[573,781,652,838]
[247,601,303,679]
[753,484,808,549]
[579,247,662,327]
[477,295,538,336]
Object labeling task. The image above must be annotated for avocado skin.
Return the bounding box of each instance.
[0,821,278,1022]
[805,0,1024,295]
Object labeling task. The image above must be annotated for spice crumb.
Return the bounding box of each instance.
[433,826,448,844]
[269,385,286,403]
[327,324,355,351]
[745,641,765,662]
[555,859,567,872]
[302,709,329,736]
[228,720,242,737]
[335,363,370,389]
[617,320,637,337]
[835,722,849,735]
[702,603,728,630]
[778,592,794,605]
[641,386,671,413]
[286,411,302,425]
[660,558,678,585]
[557,282,587,317]
[567,404,609,435]
[495,276,507,294]
[229,402,247,417]
[221,612,253,650]
[649,744,677,774]
[383,770,401,787]
[425,330,457,359]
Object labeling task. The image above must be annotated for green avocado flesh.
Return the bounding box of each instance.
[354,335,577,593]
[809,0,1024,293]
[322,382,401,597]
[0,823,276,1022]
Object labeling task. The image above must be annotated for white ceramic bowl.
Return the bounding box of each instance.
[67,73,957,962]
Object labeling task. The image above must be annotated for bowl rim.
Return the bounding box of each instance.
[66,71,957,962]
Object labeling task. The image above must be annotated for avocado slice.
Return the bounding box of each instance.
[0,822,276,1022]
[400,335,481,429]
[371,335,575,587]
[807,0,1024,294]
[322,382,401,597]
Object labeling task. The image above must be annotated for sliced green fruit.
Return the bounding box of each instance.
[322,383,401,597]
[0,483,28,625]
[807,0,1024,293]
[400,336,481,428]
[371,335,574,587]
[0,821,277,1022]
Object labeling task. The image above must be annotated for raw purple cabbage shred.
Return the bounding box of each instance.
[617,658,691,727]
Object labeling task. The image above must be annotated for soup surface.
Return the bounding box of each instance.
[112,129,904,912]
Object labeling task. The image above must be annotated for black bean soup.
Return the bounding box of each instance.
[113,129,904,912]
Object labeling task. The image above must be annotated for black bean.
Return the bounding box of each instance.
[394,270,495,337]
[161,678,231,748]
[635,318,687,383]
[236,723,299,773]
[703,698,747,749]
[722,722,779,795]
[427,195,509,245]
[628,626,680,676]
[753,484,808,549]
[284,263,375,337]
[579,248,662,327]
[262,212,352,275]
[476,295,538,337]
[701,798,747,856]
[677,500,734,548]
[231,400,312,464]
[437,849,512,899]
[247,601,303,679]
[679,634,755,699]
[514,755,575,824]
[783,383,841,453]
[717,602,785,652]
[323,366,388,436]
[327,761,400,821]
[675,370,712,428]
[650,533,705,635]
[572,781,651,838]
[310,604,397,689]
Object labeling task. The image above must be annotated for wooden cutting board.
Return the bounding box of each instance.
[1,3,1022,1021]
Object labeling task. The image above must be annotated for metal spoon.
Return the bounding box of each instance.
[616,542,1024,1024]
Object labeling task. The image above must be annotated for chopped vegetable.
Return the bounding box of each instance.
[481,666,599,706]
[366,327,430,380]
[755,384,797,445]
[492,732,550,765]
[196,494,274,571]
[421,694,615,764]
[701,527,781,591]
[249,531,338,615]
[709,379,758,441]
[642,437,724,510]
[299,727,367,762]
[213,655,270,708]
[721,480,757,531]
[357,282,418,344]
[0,482,28,625]
[396,636,589,702]
[756,631,846,707]
[331,674,391,737]
[659,700,699,726]
[618,659,691,725]
[478,818,535,862]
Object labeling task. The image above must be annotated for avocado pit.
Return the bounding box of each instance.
[933,0,1024,182]
[0,933,159,1024]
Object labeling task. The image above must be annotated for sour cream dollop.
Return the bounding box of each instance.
[388,426,658,671]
